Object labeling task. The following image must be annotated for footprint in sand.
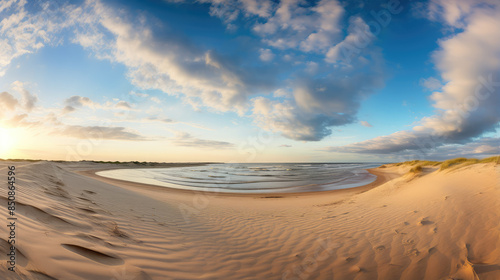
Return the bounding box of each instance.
[375,245,386,251]
[321,215,337,220]
[403,239,414,245]
[345,256,356,262]
[394,228,408,235]
[77,196,96,205]
[418,217,434,226]
[407,248,420,256]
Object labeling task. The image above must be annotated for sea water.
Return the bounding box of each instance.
[96,163,381,194]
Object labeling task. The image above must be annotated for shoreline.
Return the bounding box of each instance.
[77,165,399,198]
[3,159,499,279]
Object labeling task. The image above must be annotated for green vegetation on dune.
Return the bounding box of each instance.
[439,158,477,170]
[387,156,499,174]
[394,160,442,167]
[479,156,500,164]
[409,165,423,173]
[439,156,500,170]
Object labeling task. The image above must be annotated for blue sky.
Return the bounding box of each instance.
[0,0,499,162]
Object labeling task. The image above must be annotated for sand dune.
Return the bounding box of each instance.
[0,160,499,279]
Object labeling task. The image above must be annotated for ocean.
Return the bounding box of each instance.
[96,163,381,194]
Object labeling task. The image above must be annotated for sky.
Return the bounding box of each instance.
[0,0,499,163]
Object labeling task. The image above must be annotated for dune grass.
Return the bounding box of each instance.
[392,156,499,174]
[440,158,476,170]
[479,156,500,164]
[0,158,42,162]
[394,160,442,167]
[408,165,423,173]
[439,156,500,170]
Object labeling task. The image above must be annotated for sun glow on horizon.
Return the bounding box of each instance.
[0,127,16,159]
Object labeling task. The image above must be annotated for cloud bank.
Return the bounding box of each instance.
[170,131,234,149]
[330,0,500,155]
[0,87,151,142]
[55,0,387,141]
[2,0,498,157]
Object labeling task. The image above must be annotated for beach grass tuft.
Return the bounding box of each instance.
[393,155,499,173]
[479,156,500,164]
[394,160,441,167]
[423,156,500,171]
[408,165,423,173]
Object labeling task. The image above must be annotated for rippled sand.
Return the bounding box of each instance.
[0,160,499,279]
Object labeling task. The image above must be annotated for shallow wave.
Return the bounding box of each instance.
[96,163,379,194]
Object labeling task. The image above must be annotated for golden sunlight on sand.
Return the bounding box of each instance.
[0,158,499,279]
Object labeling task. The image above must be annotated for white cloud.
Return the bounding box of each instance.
[473,143,499,155]
[63,95,98,113]
[273,88,291,98]
[251,20,384,141]
[254,0,344,54]
[170,131,234,149]
[428,137,500,159]
[259,48,274,62]
[115,101,132,110]
[251,97,335,141]
[145,116,174,124]
[425,0,498,28]
[63,95,135,113]
[251,73,379,141]
[3,113,36,128]
[324,136,500,160]
[240,0,273,18]
[0,0,387,143]
[0,91,18,111]
[325,17,374,64]
[305,61,318,74]
[150,97,161,104]
[420,77,442,91]
[299,0,344,52]
[0,0,76,76]
[0,102,151,141]
[187,0,345,58]
[201,0,274,22]
[55,125,149,141]
[70,0,279,114]
[330,0,500,154]
[0,0,17,14]
[129,91,149,98]
[11,81,37,111]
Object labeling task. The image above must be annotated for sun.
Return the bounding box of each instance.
[0,127,15,159]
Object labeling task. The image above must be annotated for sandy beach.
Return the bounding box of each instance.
[0,159,499,279]
[3,0,500,279]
